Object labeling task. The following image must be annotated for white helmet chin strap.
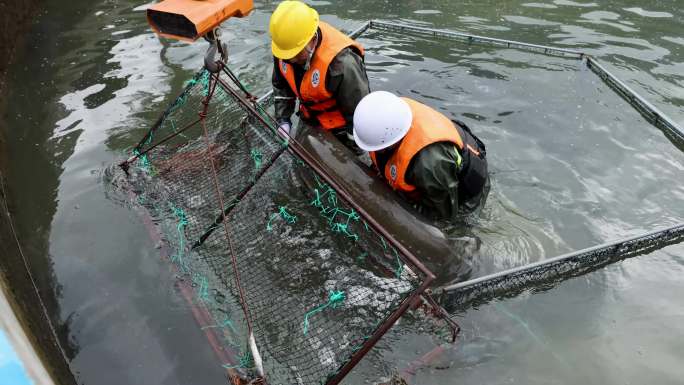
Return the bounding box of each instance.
[303,31,319,70]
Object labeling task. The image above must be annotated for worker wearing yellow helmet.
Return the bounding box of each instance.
[269,1,370,147]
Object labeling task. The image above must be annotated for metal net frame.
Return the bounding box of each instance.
[439,223,684,312]
[336,20,684,312]
[120,66,452,385]
[366,20,684,142]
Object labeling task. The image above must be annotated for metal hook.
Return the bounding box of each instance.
[204,28,228,73]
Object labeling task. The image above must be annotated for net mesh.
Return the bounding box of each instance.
[441,223,684,313]
[124,69,428,385]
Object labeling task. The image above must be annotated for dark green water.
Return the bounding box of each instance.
[1,0,683,384]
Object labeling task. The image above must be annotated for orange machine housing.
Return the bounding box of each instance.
[147,0,254,41]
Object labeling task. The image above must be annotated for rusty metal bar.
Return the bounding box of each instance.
[370,20,585,58]
[585,57,684,142]
[326,278,432,385]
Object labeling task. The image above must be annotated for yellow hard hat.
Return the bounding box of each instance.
[269,1,320,60]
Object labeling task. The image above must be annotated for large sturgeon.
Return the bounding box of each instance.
[297,128,471,285]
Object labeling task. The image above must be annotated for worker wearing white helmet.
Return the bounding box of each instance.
[353,91,490,220]
[269,1,370,148]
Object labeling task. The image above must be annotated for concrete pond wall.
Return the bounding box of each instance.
[0,1,77,384]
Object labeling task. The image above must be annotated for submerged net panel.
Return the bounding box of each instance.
[356,21,684,312]
[441,223,684,312]
[369,20,584,58]
[126,69,425,385]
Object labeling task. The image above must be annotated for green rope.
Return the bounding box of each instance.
[350,335,371,353]
[193,273,210,302]
[303,290,346,335]
[222,351,254,370]
[393,248,404,278]
[170,203,189,272]
[133,149,153,174]
[136,194,146,206]
[310,179,360,241]
[379,235,388,250]
[185,75,199,88]
[266,206,297,231]
[166,69,206,115]
[330,222,359,241]
[200,70,211,97]
[250,149,262,171]
[362,220,370,232]
[134,69,208,158]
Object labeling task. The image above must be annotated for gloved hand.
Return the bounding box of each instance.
[278,122,292,135]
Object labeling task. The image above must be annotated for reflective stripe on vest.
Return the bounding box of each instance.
[278,21,364,131]
[370,98,465,193]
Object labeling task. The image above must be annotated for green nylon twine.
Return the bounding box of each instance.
[393,248,404,278]
[250,148,262,170]
[133,149,153,174]
[170,204,189,272]
[266,206,297,230]
[200,70,211,97]
[378,233,404,278]
[310,176,360,241]
[193,273,210,302]
[303,290,346,335]
[166,69,206,115]
[222,351,254,370]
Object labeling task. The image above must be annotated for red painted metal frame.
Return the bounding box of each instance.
[214,74,437,385]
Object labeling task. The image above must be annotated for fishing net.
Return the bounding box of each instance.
[122,68,442,385]
[440,223,684,312]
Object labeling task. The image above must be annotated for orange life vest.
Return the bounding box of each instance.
[370,98,466,194]
[278,21,364,131]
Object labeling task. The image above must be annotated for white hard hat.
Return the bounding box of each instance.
[353,91,412,152]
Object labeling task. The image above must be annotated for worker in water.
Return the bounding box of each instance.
[269,0,370,147]
[353,91,490,221]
